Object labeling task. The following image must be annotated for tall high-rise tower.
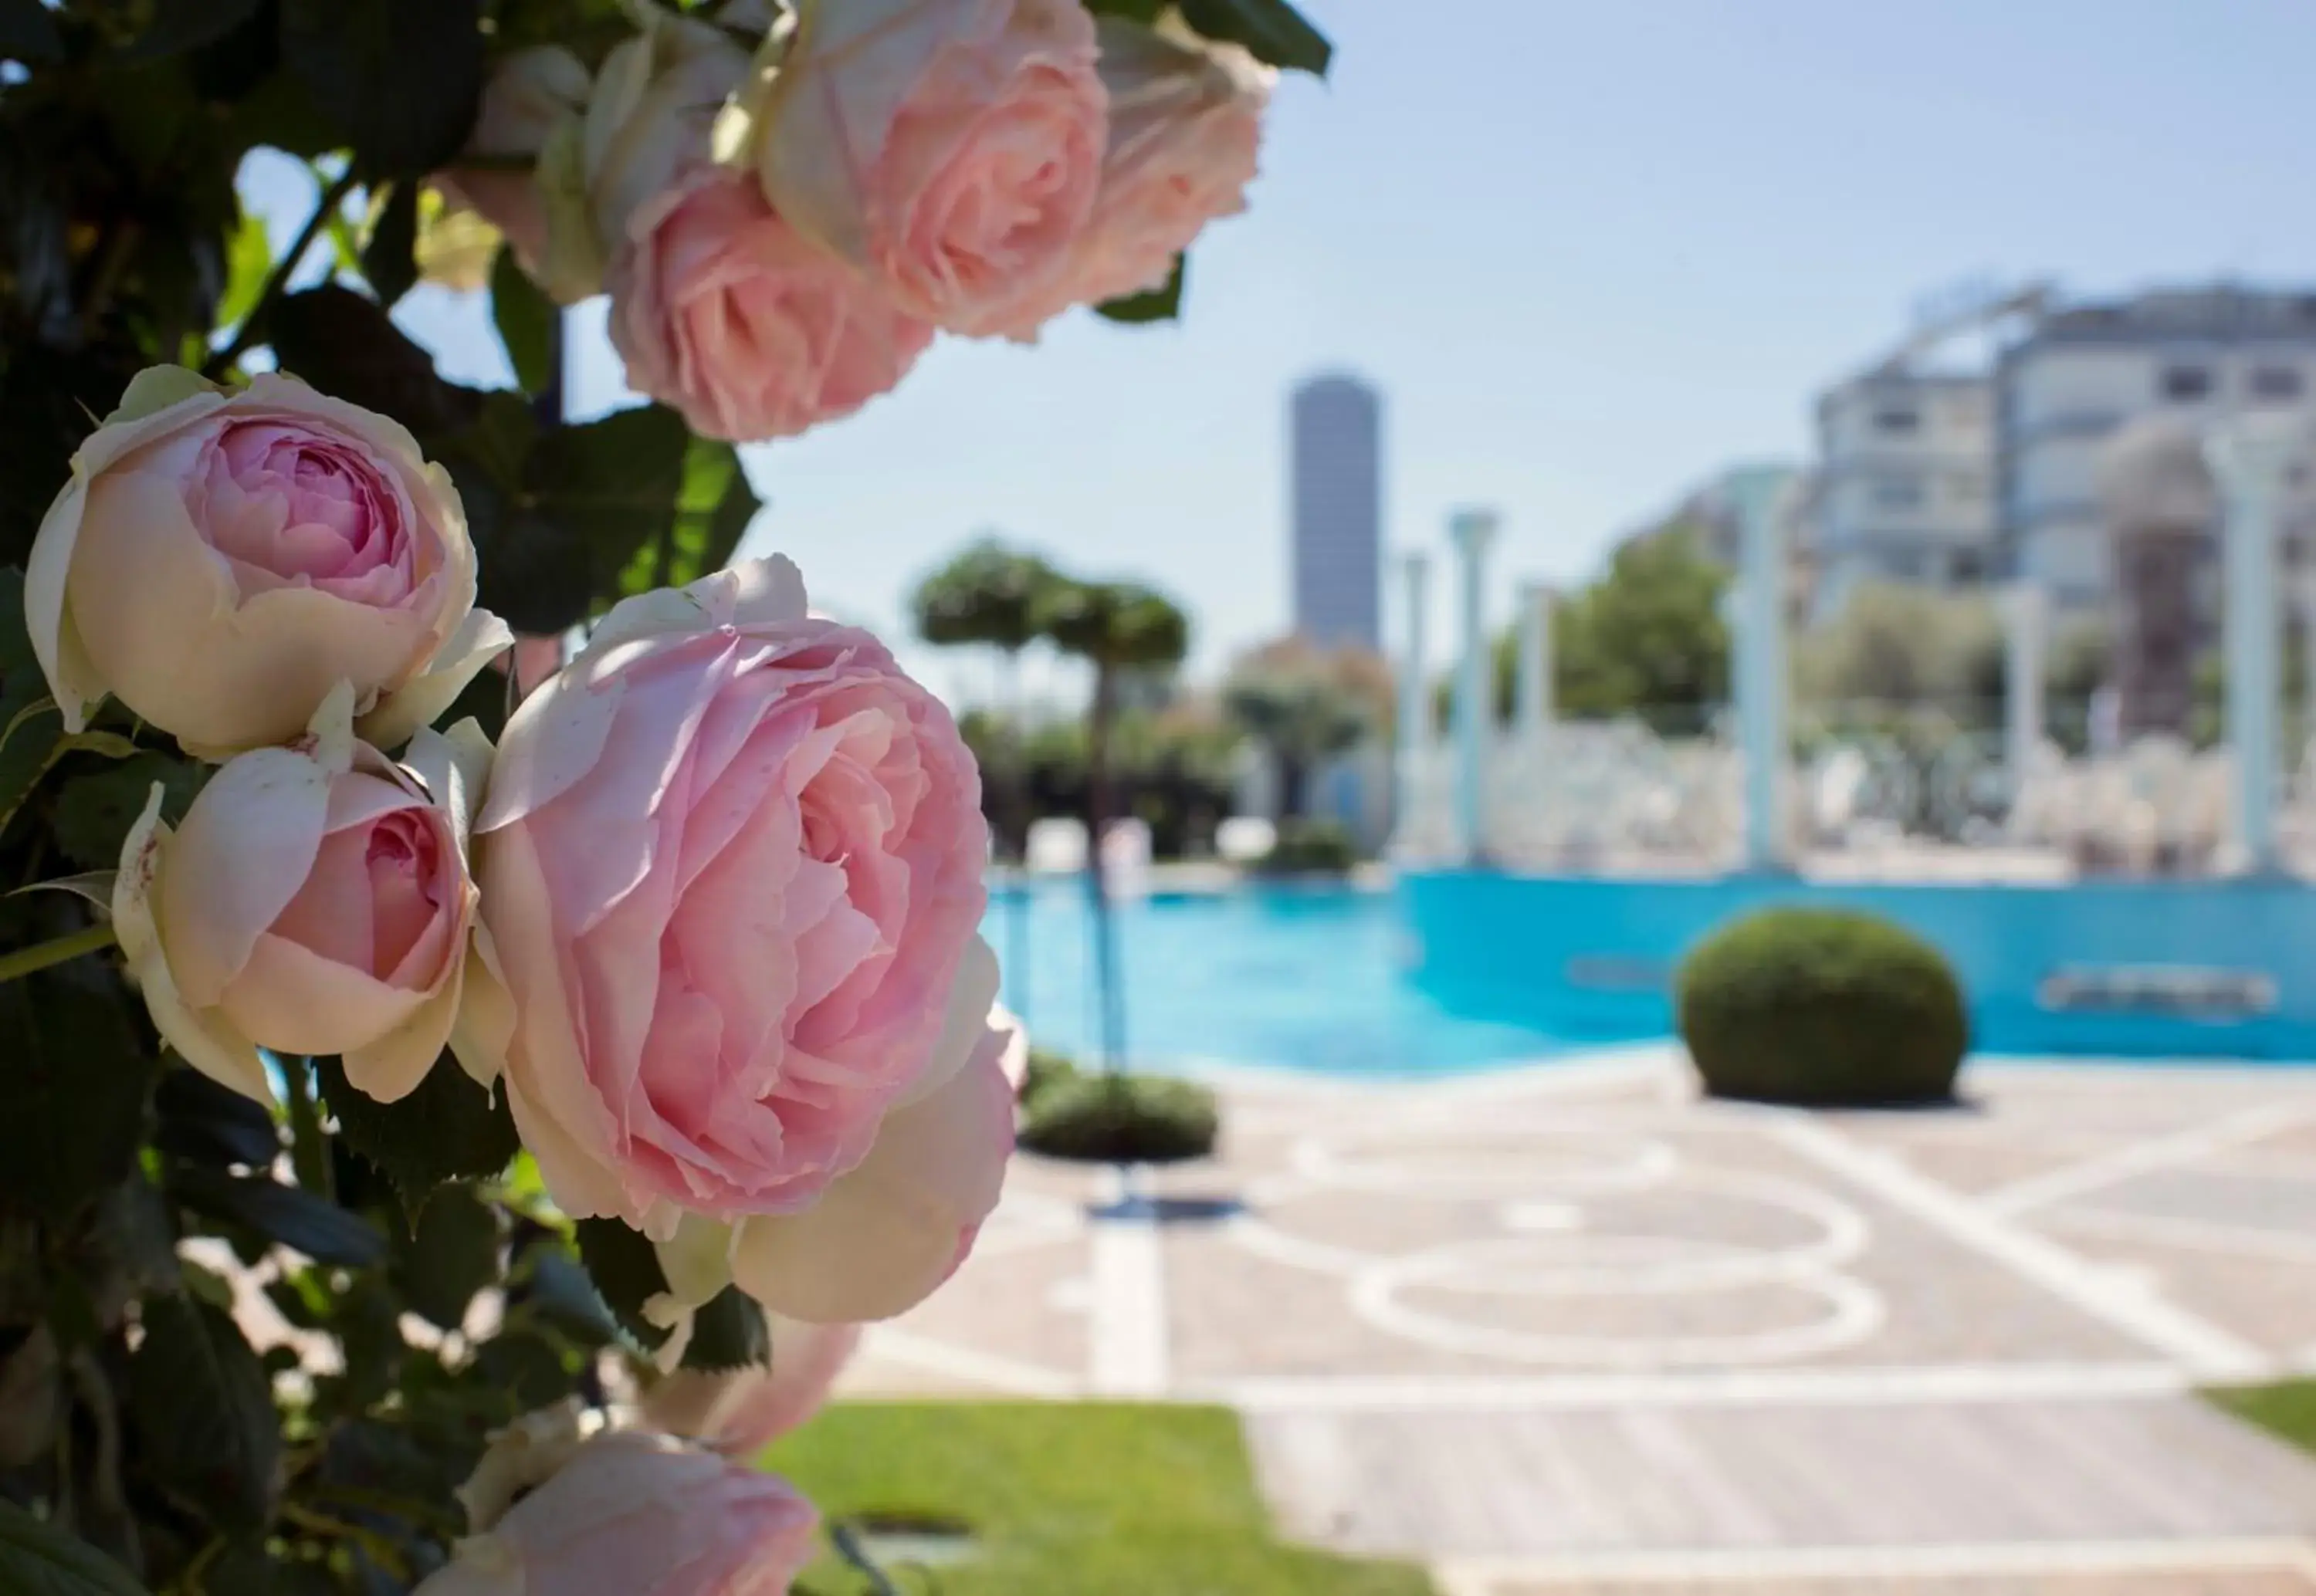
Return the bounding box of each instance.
[1290,374,1383,648]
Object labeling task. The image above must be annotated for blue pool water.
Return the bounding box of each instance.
[982,883,1584,1077]
[987,871,2316,1074]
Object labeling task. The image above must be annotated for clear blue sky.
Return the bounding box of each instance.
[249,0,2315,699]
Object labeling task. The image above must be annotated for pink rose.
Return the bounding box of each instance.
[737,0,1109,336]
[1000,19,1271,338]
[641,1317,861,1456]
[24,368,509,758]
[608,172,934,442]
[461,556,1008,1321]
[432,46,593,292]
[111,689,489,1105]
[417,1417,817,1596]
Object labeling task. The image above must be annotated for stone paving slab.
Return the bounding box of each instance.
[1468,1572,2316,1595]
[1249,1398,2316,1560]
[838,1051,2316,1579]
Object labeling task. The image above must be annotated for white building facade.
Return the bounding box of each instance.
[1809,369,1998,620]
[1999,286,2316,617]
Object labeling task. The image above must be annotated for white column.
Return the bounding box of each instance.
[1450,510,1499,861]
[2206,418,2297,874]
[1515,580,1554,741]
[2003,581,2047,781]
[1729,475,1790,871]
[2298,570,2316,763]
[1393,552,1432,844]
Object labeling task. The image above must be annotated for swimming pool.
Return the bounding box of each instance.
[982,882,1594,1077]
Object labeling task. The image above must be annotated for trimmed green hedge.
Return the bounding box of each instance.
[1017,1072,1220,1164]
[1018,1047,1079,1107]
[1675,906,1968,1106]
[1255,818,1357,876]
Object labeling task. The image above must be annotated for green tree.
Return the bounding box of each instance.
[1488,524,1732,731]
[1223,637,1383,818]
[1794,583,2005,725]
[1034,579,1191,1071]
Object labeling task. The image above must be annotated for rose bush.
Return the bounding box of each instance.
[608,171,934,441]
[24,368,509,758]
[0,1,1326,1590]
[462,556,1008,1321]
[111,688,489,1106]
[642,1316,862,1456]
[730,0,1110,336]
[415,1408,818,1596]
[1001,18,1274,336]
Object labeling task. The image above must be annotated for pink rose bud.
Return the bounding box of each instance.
[417,1412,818,1596]
[460,556,1011,1324]
[432,45,594,292]
[608,171,933,442]
[110,688,490,1106]
[641,1316,862,1456]
[1000,17,1272,340]
[733,0,1109,336]
[24,368,510,759]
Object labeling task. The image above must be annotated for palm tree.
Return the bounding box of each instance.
[910,536,1061,1023]
[1034,578,1190,1072]
[1223,637,1385,819]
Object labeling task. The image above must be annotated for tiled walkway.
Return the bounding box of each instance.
[843,1049,2316,1592]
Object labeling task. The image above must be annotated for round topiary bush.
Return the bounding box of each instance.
[1016,1072,1220,1164]
[1017,1046,1080,1107]
[1256,817,1358,876]
[1676,906,1969,1105]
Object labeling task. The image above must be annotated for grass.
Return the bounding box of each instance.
[762,1402,1437,1595]
[2209,1378,2316,1455]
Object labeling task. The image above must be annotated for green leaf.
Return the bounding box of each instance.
[0,1497,148,1596]
[613,438,762,601]
[313,1053,520,1195]
[0,570,63,838]
[470,1327,576,1412]
[0,955,158,1224]
[1176,0,1331,74]
[573,1217,672,1351]
[513,1243,618,1348]
[130,1295,280,1537]
[118,0,266,61]
[1095,254,1187,325]
[491,246,559,398]
[268,286,484,438]
[49,755,205,872]
[169,1166,387,1268]
[0,341,144,571]
[329,1276,404,1412]
[154,1068,281,1168]
[394,1185,500,1331]
[1083,0,1165,19]
[475,404,689,632]
[361,181,420,309]
[681,1287,770,1373]
[278,0,485,180]
[0,0,63,64]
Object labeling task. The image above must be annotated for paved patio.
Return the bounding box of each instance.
[841,1048,2316,1592]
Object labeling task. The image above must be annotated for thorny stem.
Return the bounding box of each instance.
[204,165,361,380]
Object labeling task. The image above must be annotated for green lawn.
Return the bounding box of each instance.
[2209,1378,2316,1456]
[762,1402,1437,1595]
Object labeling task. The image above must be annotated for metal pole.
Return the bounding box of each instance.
[2207,418,2296,874]
[1449,510,1499,862]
